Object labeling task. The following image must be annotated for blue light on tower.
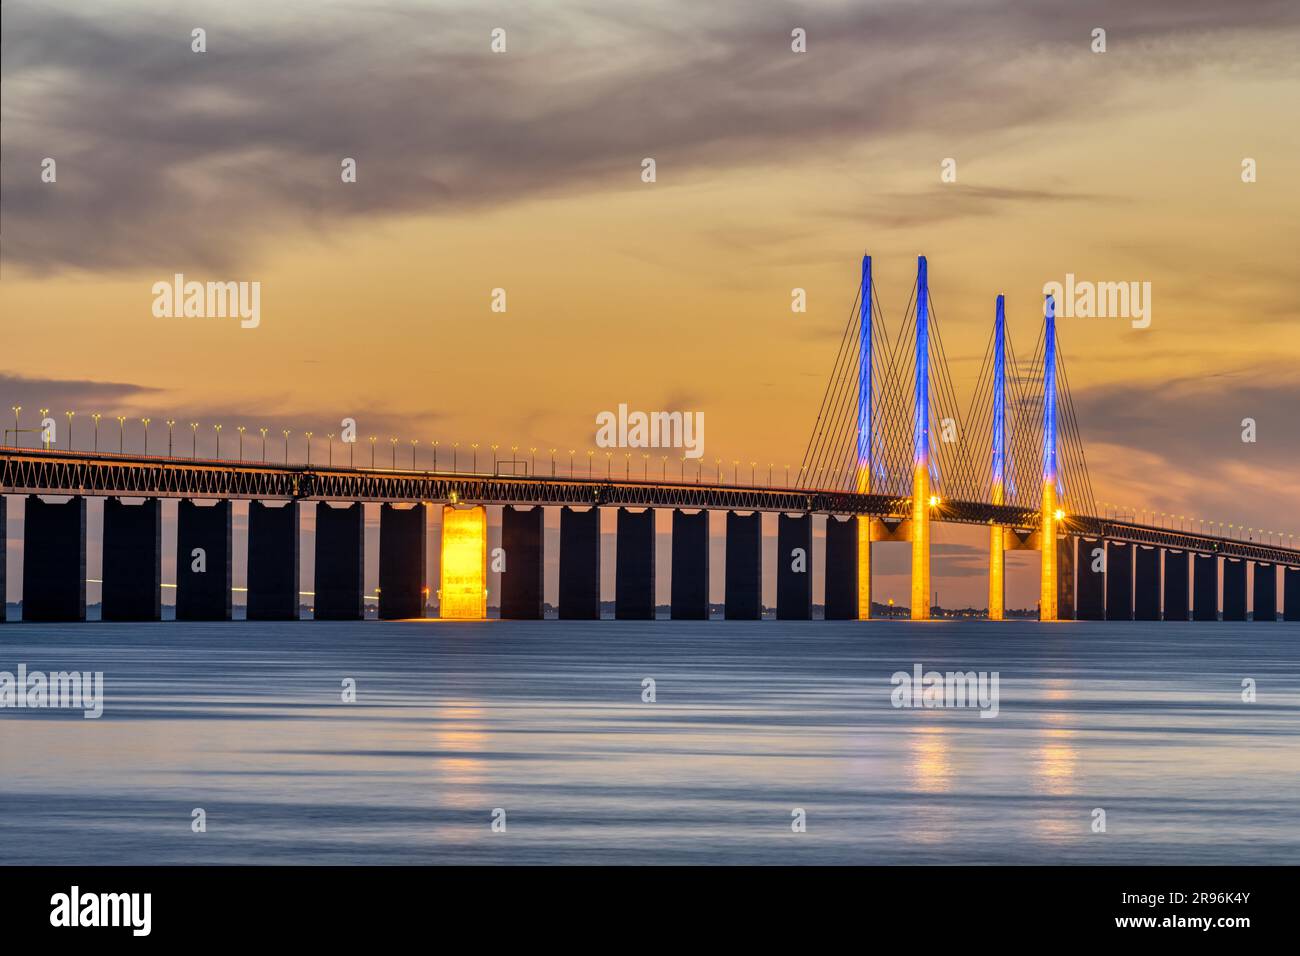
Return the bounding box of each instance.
[914,256,930,468]
[992,294,1006,493]
[856,255,871,480]
[1042,293,1057,485]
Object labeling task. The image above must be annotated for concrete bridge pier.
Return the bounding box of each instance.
[1,497,7,622]
[102,497,162,622]
[1285,567,1300,622]
[247,501,299,621]
[500,505,543,620]
[724,511,762,620]
[378,503,426,620]
[1222,558,1247,621]
[1252,562,1276,622]
[176,499,232,621]
[1105,541,1133,621]
[1076,537,1105,620]
[559,506,600,620]
[1163,550,1190,621]
[313,502,364,620]
[776,513,812,620]
[1192,554,1218,621]
[670,509,709,620]
[22,495,87,622]
[1134,546,1160,621]
[615,508,655,620]
[823,516,858,620]
[1056,535,1077,620]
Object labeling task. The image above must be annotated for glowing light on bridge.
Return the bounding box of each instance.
[911,255,932,620]
[440,505,487,620]
[989,294,1007,621]
[1040,294,1059,621]
[857,254,873,618]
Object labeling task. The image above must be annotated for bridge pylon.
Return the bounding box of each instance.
[856,254,873,619]
[1040,294,1060,621]
[911,256,932,620]
[989,294,1007,621]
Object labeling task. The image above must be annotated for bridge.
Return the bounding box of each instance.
[3,255,1298,622]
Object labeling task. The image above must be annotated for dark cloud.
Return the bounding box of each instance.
[4,0,1297,273]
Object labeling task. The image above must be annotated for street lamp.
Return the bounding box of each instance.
[117,416,127,453]
[305,431,313,466]
[237,426,246,461]
[390,437,398,469]
[432,440,439,471]
[166,419,176,457]
[471,443,479,472]
[65,411,75,449]
[369,436,377,467]
[328,433,336,466]
[283,429,292,464]
[40,408,50,448]
[452,442,459,472]
[141,418,151,455]
[9,406,20,447]
[410,439,419,469]
[190,422,199,458]
[260,427,268,462]
[587,450,593,478]
[213,424,222,458]
[93,413,102,452]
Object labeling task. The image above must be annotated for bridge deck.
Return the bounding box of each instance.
[3,447,1297,566]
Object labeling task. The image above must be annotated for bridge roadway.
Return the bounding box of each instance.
[3,447,1298,568]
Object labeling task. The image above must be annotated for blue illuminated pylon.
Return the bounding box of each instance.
[855,255,871,492]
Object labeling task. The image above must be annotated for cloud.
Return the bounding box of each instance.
[4,0,1297,273]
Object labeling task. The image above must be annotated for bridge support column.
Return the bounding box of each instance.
[0,496,6,622]
[176,499,232,621]
[988,524,1005,621]
[725,511,762,620]
[559,506,600,620]
[824,516,858,620]
[1285,567,1300,622]
[500,506,543,620]
[1039,489,1058,621]
[102,497,161,622]
[1163,551,1190,621]
[1222,559,1247,621]
[857,518,872,619]
[1192,554,1218,621]
[22,495,87,622]
[1056,535,1076,620]
[1076,537,1105,620]
[1252,562,1276,622]
[1105,541,1132,620]
[247,501,299,621]
[776,513,812,620]
[378,503,426,619]
[670,510,709,619]
[440,505,486,619]
[615,508,655,620]
[313,502,363,620]
[1134,546,1160,621]
[910,469,931,620]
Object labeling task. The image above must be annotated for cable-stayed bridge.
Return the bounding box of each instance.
[3,255,1298,623]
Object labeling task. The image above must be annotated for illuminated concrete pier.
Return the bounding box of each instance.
[440,505,486,620]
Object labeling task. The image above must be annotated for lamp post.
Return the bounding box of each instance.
[9,407,20,447]
[305,432,313,466]
[410,439,418,469]
[166,419,176,457]
[605,451,612,477]
[491,443,500,473]
[369,436,376,467]
[190,422,199,458]
[260,427,268,462]
[471,443,479,473]
[237,426,246,461]
[452,442,459,472]
[93,413,102,452]
[141,418,151,455]
[390,437,398,469]
[283,429,291,464]
[587,450,593,478]
[40,408,50,448]
[432,440,439,471]
[117,416,127,453]
[213,424,222,458]
[328,433,336,466]
[65,411,75,449]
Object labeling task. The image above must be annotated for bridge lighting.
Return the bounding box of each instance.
[117,416,127,453]
[1054,508,1065,522]
[10,407,20,447]
[141,418,151,456]
[213,424,222,458]
[259,427,268,462]
[586,450,593,478]
[165,420,176,457]
[284,429,292,464]
[305,432,313,466]
[432,441,440,472]
[40,409,50,449]
[642,453,650,479]
[190,422,199,458]
[471,442,479,473]
[928,495,940,508]
[92,413,102,452]
[411,439,419,469]
[327,433,335,466]
[65,411,75,449]
[237,425,246,461]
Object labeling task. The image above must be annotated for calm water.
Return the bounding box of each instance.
[1,621,1297,865]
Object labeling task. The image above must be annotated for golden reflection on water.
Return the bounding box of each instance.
[909,723,952,794]
[1031,680,1079,841]
[432,702,489,808]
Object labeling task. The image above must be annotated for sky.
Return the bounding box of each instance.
[2,0,1299,608]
